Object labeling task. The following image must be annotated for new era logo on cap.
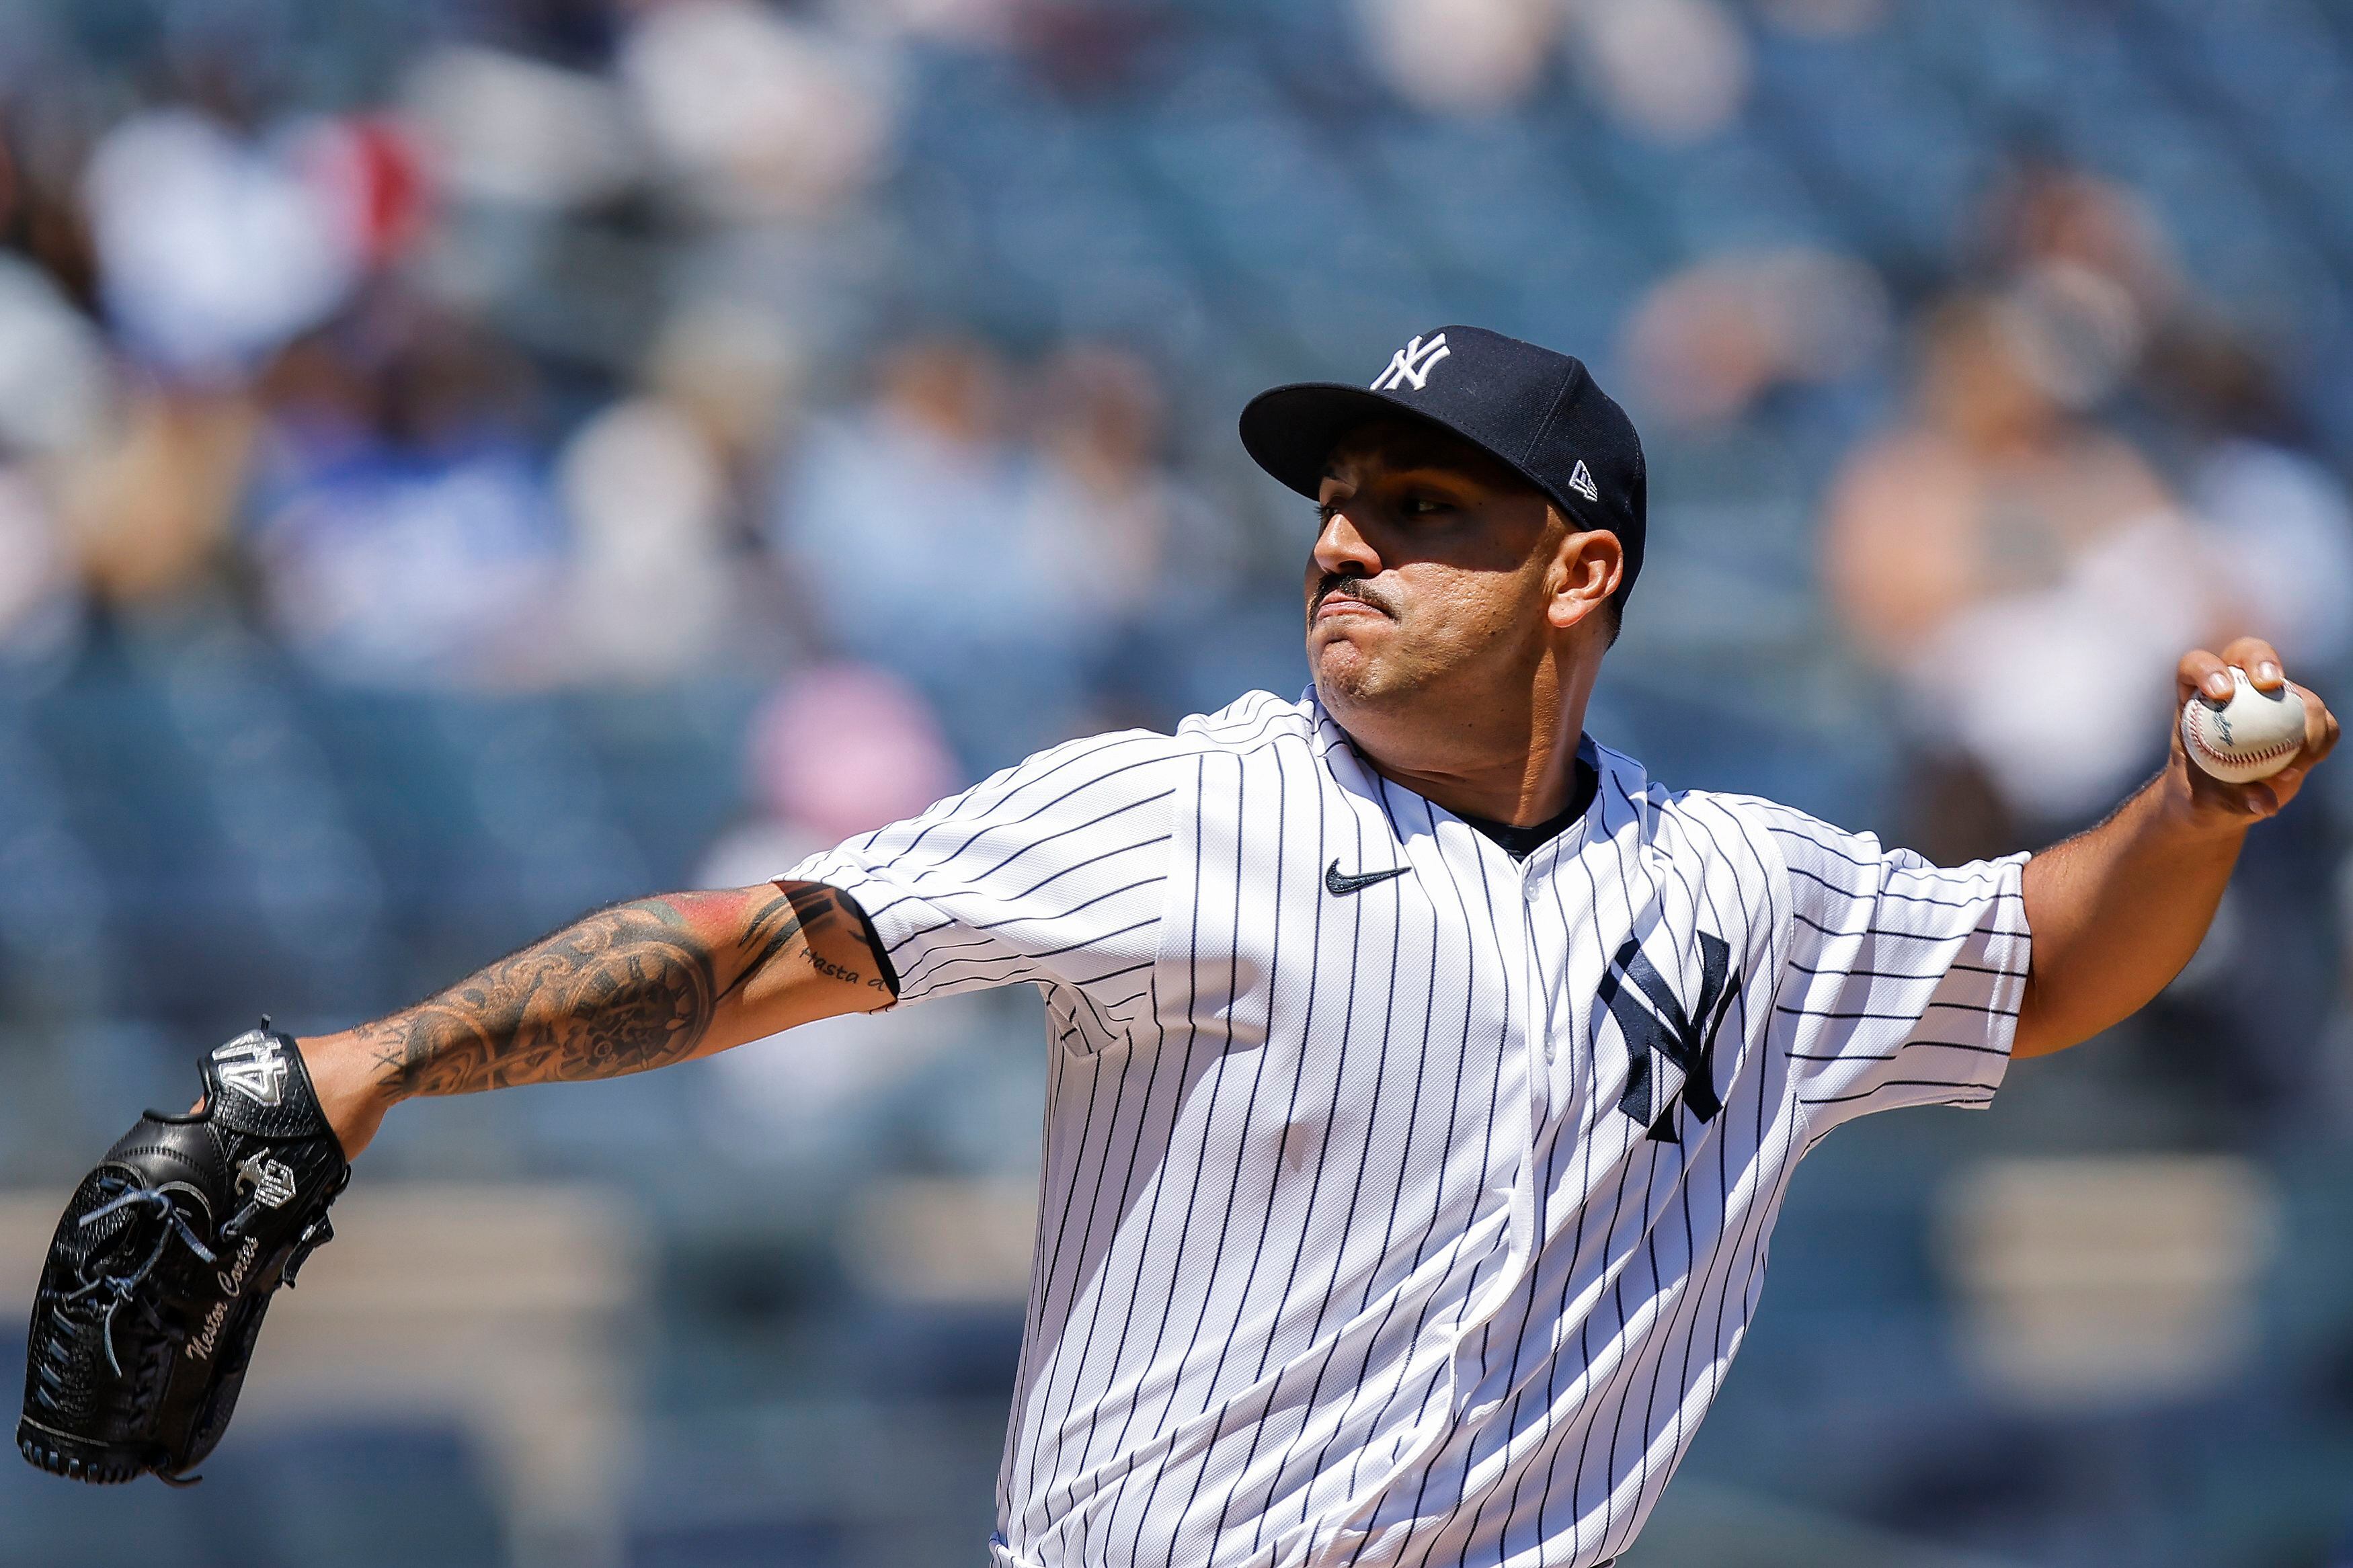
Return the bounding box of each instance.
[1238,324,1649,607]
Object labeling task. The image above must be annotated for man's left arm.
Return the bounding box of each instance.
[2016,635,2341,1059]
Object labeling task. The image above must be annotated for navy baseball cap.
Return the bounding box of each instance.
[1238,325,1648,605]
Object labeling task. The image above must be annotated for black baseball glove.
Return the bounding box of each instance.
[17,1023,350,1485]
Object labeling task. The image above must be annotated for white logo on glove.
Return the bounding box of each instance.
[212,1032,289,1108]
[237,1154,298,1210]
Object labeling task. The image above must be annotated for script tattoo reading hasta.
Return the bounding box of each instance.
[354,883,869,1099]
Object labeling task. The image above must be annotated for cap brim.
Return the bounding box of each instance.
[1239,382,1582,528]
[1238,383,1491,502]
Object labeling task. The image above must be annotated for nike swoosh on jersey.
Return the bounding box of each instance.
[1325,859,1410,897]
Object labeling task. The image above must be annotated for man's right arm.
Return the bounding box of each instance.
[298,880,895,1158]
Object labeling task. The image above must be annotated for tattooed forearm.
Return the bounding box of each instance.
[721,884,828,1007]
[807,950,862,986]
[350,882,868,1101]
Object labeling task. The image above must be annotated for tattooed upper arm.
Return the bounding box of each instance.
[354,880,895,1101]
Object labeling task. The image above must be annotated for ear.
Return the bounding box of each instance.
[1546,525,1624,633]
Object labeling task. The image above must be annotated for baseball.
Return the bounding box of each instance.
[2180,665,2308,784]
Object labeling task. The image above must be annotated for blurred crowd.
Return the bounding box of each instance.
[1817,170,2353,856]
[0,0,2340,801]
[0,11,1261,770]
[1,0,2351,1563]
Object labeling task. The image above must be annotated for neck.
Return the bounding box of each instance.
[1330,657,1595,827]
[1353,731,1585,827]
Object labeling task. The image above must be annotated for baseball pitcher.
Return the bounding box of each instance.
[21,327,2339,1568]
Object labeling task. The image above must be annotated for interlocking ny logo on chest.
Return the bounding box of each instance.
[1597,930,1743,1144]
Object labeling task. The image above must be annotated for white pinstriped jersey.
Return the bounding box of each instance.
[787,690,2032,1568]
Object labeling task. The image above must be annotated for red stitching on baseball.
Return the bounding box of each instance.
[2186,720,2300,766]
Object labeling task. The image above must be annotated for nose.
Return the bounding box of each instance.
[1312,504,1380,581]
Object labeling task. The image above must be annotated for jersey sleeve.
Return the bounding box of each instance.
[781,730,1182,1038]
[1749,800,2033,1131]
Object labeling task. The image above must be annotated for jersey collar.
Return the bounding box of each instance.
[1302,688,1656,867]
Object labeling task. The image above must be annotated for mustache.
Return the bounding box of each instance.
[1310,574,1399,619]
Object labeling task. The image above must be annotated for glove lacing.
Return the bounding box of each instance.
[57,1186,218,1383]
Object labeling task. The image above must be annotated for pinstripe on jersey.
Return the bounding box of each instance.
[785,690,2032,1568]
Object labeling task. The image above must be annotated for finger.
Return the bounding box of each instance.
[2221,634,2284,689]
[2292,684,2340,762]
[2178,648,2232,704]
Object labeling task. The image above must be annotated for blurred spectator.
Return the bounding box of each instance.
[555,294,804,686]
[2145,321,2353,675]
[1823,292,2229,856]
[245,302,563,688]
[774,335,1238,766]
[1564,0,1751,145]
[1356,0,1560,115]
[1972,160,2185,411]
[1358,0,1755,131]
[617,0,898,220]
[773,333,1023,649]
[556,395,735,682]
[1015,341,1239,659]
[0,251,107,655]
[1981,161,2182,333]
[696,664,971,1161]
[402,44,639,212]
[83,109,361,378]
[645,297,806,488]
[772,335,1068,765]
[61,378,259,614]
[0,251,109,456]
[1622,247,1891,428]
[298,116,433,274]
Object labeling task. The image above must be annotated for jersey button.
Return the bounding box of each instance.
[1521,878,1540,903]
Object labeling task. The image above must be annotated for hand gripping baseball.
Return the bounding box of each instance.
[17,1024,350,1485]
[2173,637,2340,819]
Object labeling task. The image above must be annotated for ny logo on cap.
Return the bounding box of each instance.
[1371,333,1450,393]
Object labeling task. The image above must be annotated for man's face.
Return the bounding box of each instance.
[1305,420,1570,714]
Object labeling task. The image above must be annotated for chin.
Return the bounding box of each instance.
[1310,641,1390,708]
